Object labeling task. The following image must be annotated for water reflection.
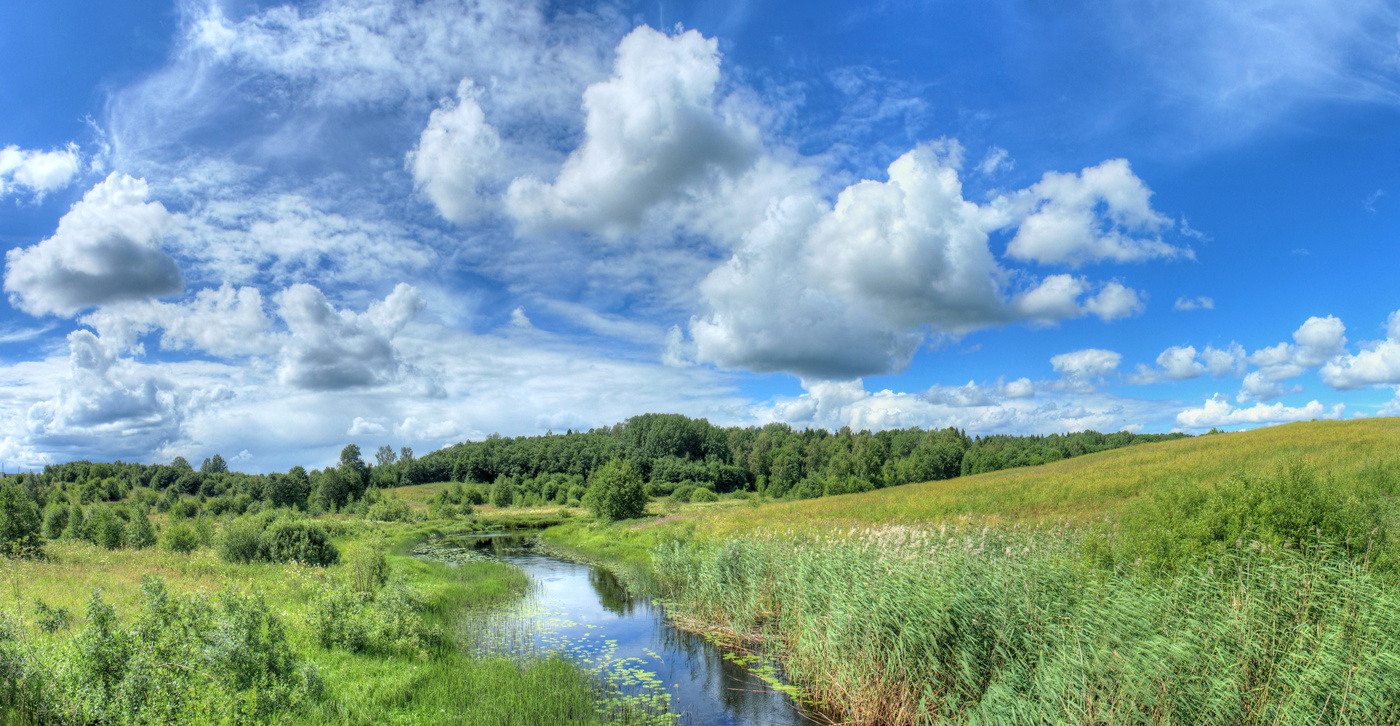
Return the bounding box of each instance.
[450,534,825,726]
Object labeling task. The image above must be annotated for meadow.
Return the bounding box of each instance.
[6,417,1400,724]
[537,418,1400,725]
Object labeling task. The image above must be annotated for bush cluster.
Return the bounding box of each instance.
[217,515,339,566]
[0,577,321,722]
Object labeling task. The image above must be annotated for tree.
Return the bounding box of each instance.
[339,444,367,495]
[375,445,398,467]
[490,476,516,509]
[0,482,43,557]
[127,508,157,550]
[399,446,415,463]
[587,460,648,522]
[171,456,192,470]
[201,454,228,475]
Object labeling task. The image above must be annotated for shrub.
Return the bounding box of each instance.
[306,581,442,658]
[126,508,157,550]
[587,460,648,522]
[0,482,42,557]
[490,477,516,509]
[366,497,410,522]
[262,519,339,566]
[93,508,126,550]
[217,519,266,564]
[343,539,390,596]
[162,522,199,553]
[42,504,69,540]
[688,487,718,503]
[33,598,71,633]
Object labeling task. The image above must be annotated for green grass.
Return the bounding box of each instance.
[0,519,659,725]
[536,418,1400,725]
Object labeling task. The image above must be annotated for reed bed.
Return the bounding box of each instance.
[651,524,1400,725]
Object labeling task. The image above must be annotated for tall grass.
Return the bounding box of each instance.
[652,525,1400,725]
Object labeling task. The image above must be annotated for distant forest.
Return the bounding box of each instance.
[10,415,1188,517]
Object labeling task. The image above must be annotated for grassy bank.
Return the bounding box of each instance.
[539,419,1400,725]
[0,517,650,725]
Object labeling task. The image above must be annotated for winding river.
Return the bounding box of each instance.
[443,533,825,726]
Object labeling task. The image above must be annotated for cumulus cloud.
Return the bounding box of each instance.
[1238,315,1347,400]
[1051,348,1122,381]
[80,285,276,358]
[22,330,234,458]
[691,145,1149,379]
[1128,344,1207,384]
[759,377,1173,436]
[1003,377,1035,398]
[976,146,1013,176]
[1202,342,1247,377]
[1002,159,1185,267]
[0,144,81,200]
[4,173,182,316]
[1174,295,1214,311]
[1320,310,1400,389]
[276,283,425,390]
[505,25,761,236]
[1176,394,1344,430]
[407,80,503,224]
[347,417,387,435]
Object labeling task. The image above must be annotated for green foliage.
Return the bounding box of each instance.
[33,598,72,634]
[161,522,200,553]
[1117,460,1397,572]
[261,518,339,566]
[41,504,68,540]
[306,581,443,658]
[651,526,1400,725]
[343,539,390,596]
[93,507,127,550]
[126,508,157,550]
[366,496,410,522]
[687,487,718,503]
[587,460,648,522]
[0,481,42,557]
[490,476,516,509]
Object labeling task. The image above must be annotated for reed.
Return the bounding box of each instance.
[651,524,1400,725]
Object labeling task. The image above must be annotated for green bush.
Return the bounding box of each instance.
[1118,461,1396,572]
[217,518,266,564]
[306,582,442,658]
[587,460,648,522]
[490,477,516,509]
[126,508,157,550]
[688,487,718,503]
[367,497,410,522]
[0,481,42,557]
[93,507,126,550]
[33,598,72,634]
[344,539,390,595]
[42,504,69,540]
[162,522,200,553]
[261,519,339,566]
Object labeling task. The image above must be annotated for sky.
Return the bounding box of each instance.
[3,0,1400,472]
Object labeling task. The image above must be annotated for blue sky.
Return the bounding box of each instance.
[2,0,1399,472]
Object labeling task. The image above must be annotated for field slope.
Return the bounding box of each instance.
[685,417,1400,533]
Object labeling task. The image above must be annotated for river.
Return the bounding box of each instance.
[438,533,826,726]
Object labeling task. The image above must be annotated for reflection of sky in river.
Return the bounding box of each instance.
[467,537,822,726]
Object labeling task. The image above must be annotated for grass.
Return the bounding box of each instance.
[1,518,664,725]
[680,418,1400,536]
[535,418,1400,725]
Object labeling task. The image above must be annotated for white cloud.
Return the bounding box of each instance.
[347,417,387,436]
[1003,377,1035,398]
[4,173,182,316]
[1083,281,1146,321]
[1176,394,1344,430]
[1237,315,1347,400]
[407,80,503,224]
[691,145,1149,379]
[80,285,277,358]
[1002,159,1185,267]
[1202,342,1247,377]
[276,283,424,390]
[976,146,1013,176]
[1174,295,1214,311]
[1319,310,1400,389]
[1051,348,1122,380]
[506,26,761,236]
[759,377,1175,436]
[509,307,533,329]
[0,144,81,200]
